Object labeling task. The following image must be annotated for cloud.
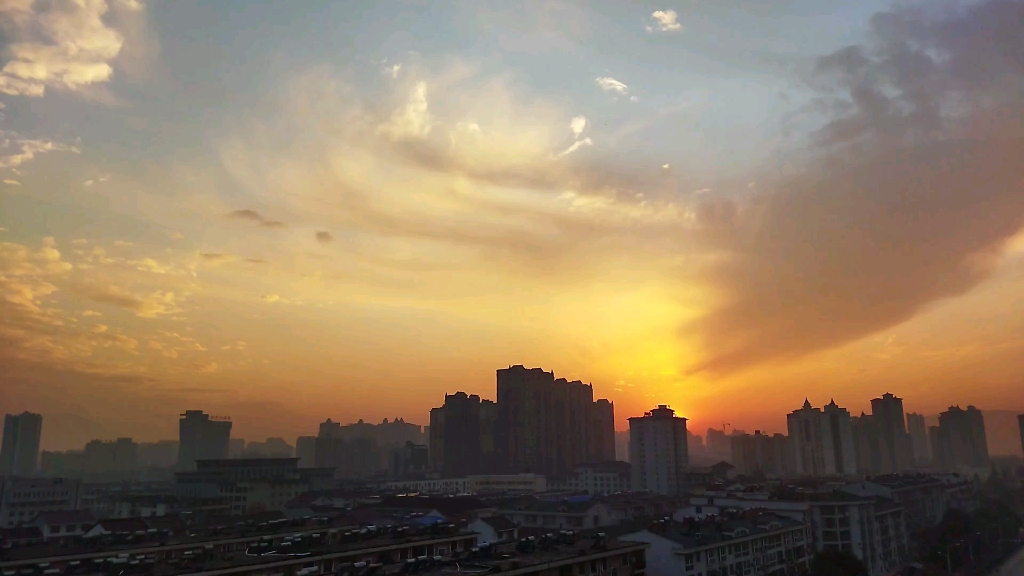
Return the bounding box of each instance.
[630,96,639,103]
[687,0,1024,374]
[557,137,593,158]
[0,0,138,97]
[261,294,280,303]
[196,361,218,373]
[384,63,401,79]
[569,116,587,138]
[199,253,235,261]
[4,179,20,185]
[80,310,101,317]
[0,135,81,169]
[315,231,334,243]
[595,77,628,94]
[226,209,287,229]
[646,10,683,33]
[82,285,182,318]
[377,81,433,140]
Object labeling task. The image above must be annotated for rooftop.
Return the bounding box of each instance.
[625,513,804,550]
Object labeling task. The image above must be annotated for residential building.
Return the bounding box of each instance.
[730,431,791,478]
[805,493,909,576]
[497,498,616,530]
[241,437,293,458]
[31,510,96,541]
[388,440,428,479]
[589,399,617,463]
[787,399,857,477]
[1,412,43,477]
[933,405,990,470]
[494,365,615,477]
[295,435,316,468]
[840,475,948,535]
[629,405,689,495]
[315,424,382,478]
[467,515,518,544]
[1018,414,1023,458]
[620,513,810,576]
[137,440,178,468]
[173,458,334,514]
[432,391,485,477]
[906,413,931,465]
[83,437,138,475]
[0,477,82,528]
[0,521,487,576]
[176,410,232,471]
[870,393,913,473]
[555,461,631,495]
[706,428,731,462]
[385,473,546,495]
[852,413,885,475]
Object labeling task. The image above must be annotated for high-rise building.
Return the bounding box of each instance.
[428,407,445,473]
[906,412,930,465]
[83,438,138,474]
[852,413,885,474]
[730,431,790,477]
[0,412,43,477]
[628,405,688,495]
[295,436,316,468]
[176,410,232,471]
[1018,414,1024,458]
[787,399,856,477]
[705,428,731,462]
[589,399,616,463]
[437,392,483,477]
[933,405,989,470]
[870,393,913,473]
[494,365,614,477]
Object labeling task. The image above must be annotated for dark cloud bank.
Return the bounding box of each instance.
[688,0,1024,373]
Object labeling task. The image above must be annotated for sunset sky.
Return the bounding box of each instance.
[2,0,1024,451]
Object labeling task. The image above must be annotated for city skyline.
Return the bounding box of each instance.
[4,0,1024,448]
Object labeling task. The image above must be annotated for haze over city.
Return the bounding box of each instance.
[3,0,1024,452]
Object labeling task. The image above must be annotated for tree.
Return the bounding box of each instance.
[809,549,868,576]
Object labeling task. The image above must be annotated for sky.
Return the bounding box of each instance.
[1,0,1024,452]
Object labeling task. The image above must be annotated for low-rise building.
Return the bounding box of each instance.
[32,510,96,541]
[839,475,948,534]
[497,497,616,530]
[552,462,632,495]
[0,477,82,528]
[620,513,809,576]
[174,458,334,514]
[467,515,519,544]
[805,493,908,576]
[386,473,546,495]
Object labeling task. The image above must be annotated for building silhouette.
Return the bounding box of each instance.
[870,393,913,473]
[295,436,316,468]
[933,405,989,470]
[730,431,791,477]
[628,405,688,495]
[176,410,232,471]
[788,399,856,477]
[1018,414,1024,458]
[494,365,615,477]
[1,412,43,477]
[852,412,885,474]
[428,392,497,477]
[905,412,930,465]
[83,438,138,475]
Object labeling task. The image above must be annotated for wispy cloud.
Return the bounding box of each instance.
[377,81,433,140]
[569,116,587,138]
[315,231,334,243]
[595,77,628,94]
